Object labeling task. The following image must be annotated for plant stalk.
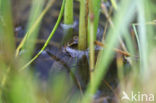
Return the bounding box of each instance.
[64,0,73,24]
[78,0,87,50]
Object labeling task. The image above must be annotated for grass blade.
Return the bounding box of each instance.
[16,0,55,56]
[20,0,65,71]
[82,0,136,102]
[137,0,148,77]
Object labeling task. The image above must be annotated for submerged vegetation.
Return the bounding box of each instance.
[0,0,156,103]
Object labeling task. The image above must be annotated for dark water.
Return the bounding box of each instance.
[13,0,119,102]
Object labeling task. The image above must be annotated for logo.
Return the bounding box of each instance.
[121,91,155,102]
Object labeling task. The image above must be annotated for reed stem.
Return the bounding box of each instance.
[64,0,73,24]
[78,0,87,50]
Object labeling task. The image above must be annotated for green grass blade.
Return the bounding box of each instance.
[16,0,55,56]
[88,0,101,42]
[20,0,65,71]
[92,0,101,39]
[78,0,87,50]
[0,0,15,100]
[82,0,136,102]
[8,74,38,103]
[0,0,15,57]
[137,0,148,78]
[64,0,73,24]
[20,0,45,65]
[110,0,118,10]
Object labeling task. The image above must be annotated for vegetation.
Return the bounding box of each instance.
[0,0,156,103]
[78,0,87,50]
